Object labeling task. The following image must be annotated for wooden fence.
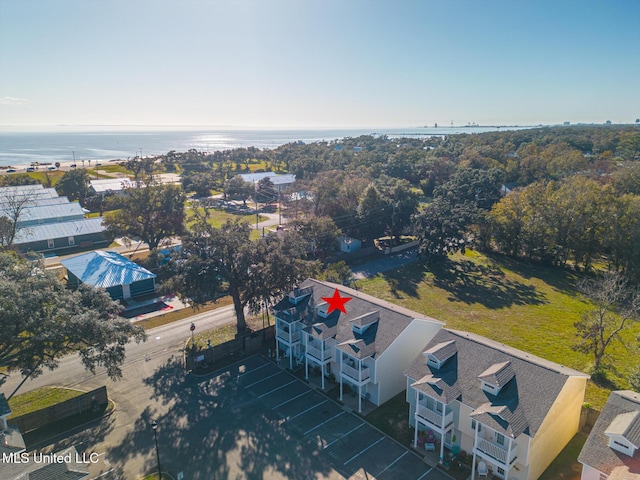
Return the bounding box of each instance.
[8,386,108,434]
[186,325,275,370]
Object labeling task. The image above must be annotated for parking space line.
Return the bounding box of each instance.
[244,371,282,388]
[374,451,408,476]
[272,390,310,409]
[343,436,385,465]
[323,423,364,449]
[287,400,328,422]
[257,380,297,399]
[237,362,270,378]
[416,468,433,480]
[303,411,345,436]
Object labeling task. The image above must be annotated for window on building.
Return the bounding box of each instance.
[496,433,505,446]
[47,238,55,249]
[599,473,609,480]
[471,419,482,432]
[497,467,505,476]
[68,236,75,246]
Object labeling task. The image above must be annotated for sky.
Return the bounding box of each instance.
[1,0,639,129]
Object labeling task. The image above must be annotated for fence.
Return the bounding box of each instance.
[185,325,275,370]
[579,406,600,433]
[8,386,108,434]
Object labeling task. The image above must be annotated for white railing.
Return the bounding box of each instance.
[307,344,331,361]
[416,405,454,430]
[341,363,370,382]
[475,437,517,465]
[276,328,300,344]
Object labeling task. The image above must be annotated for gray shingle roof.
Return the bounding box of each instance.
[274,278,442,360]
[424,340,457,363]
[578,391,640,475]
[0,393,11,417]
[605,411,640,448]
[61,250,155,288]
[405,329,589,438]
[478,361,515,388]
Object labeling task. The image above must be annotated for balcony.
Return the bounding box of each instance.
[415,405,454,431]
[306,344,332,362]
[474,437,517,465]
[276,327,300,345]
[341,363,370,383]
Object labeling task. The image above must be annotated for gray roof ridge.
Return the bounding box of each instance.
[309,279,444,325]
[445,329,589,378]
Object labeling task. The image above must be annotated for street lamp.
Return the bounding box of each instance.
[151,420,162,479]
[190,322,196,350]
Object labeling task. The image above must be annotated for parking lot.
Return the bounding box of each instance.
[206,355,449,480]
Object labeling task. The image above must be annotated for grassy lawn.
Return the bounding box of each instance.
[189,314,265,349]
[96,164,134,175]
[27,170,64,186]
[365,392,413,447]
[355,250,640,409]
[7,387,85,418]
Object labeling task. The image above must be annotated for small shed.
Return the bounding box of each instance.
[339,236,362,253]
[62,251,156,300]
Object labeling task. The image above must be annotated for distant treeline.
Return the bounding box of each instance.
[155,125,640,279]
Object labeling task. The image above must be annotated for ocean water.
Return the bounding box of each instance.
[0,126,533,168]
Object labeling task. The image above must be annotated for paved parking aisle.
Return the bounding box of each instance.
[230,355,449,480]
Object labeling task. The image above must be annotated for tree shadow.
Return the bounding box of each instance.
[106,356,336,479]
[427,258,547,308]
[484,253,583,297]
[381,262,426,299]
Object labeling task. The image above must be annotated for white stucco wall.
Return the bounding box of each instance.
[375,318,443,405]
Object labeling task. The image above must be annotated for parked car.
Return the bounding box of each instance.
[70,164,77,168]
[6,168,16,173]
[26,167,35,172]
[47,165,56,170]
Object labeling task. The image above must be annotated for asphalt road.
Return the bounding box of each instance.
[1,305,236,397]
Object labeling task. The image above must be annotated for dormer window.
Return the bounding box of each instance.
[605,411,640,457]
[288,286,312,304]
[350,311,379,335]
[478,361,515,395]
[316,302,329,318]
[423,340,457,369]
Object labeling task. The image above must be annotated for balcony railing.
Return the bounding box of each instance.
[416,405,454,430]
[475,437,517,465]
[341,363,370,382]
[306,344,331,362]
[276,328,300,344]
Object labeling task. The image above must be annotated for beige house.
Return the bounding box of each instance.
[578,390,640,479]
[274,279,443,412]
[405,329,590,480]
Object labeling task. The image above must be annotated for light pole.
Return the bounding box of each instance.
[151,420,162,479]
[190,322,196,350]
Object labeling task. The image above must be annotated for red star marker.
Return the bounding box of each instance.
[322,288,352,314]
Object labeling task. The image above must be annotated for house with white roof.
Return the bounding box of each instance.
[578,390,640,479]
[273,278,443,412]
[404,329,590,480]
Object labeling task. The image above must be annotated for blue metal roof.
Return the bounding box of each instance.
[61,250,155,288]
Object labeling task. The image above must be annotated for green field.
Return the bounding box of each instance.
[355,250,640,409]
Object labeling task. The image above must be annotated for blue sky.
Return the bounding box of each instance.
[1,0,638,128]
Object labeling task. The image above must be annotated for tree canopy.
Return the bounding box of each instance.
[0,251,146,397]
[167,220,317,333]
[103,183,185,250]
[55,168,91,202]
